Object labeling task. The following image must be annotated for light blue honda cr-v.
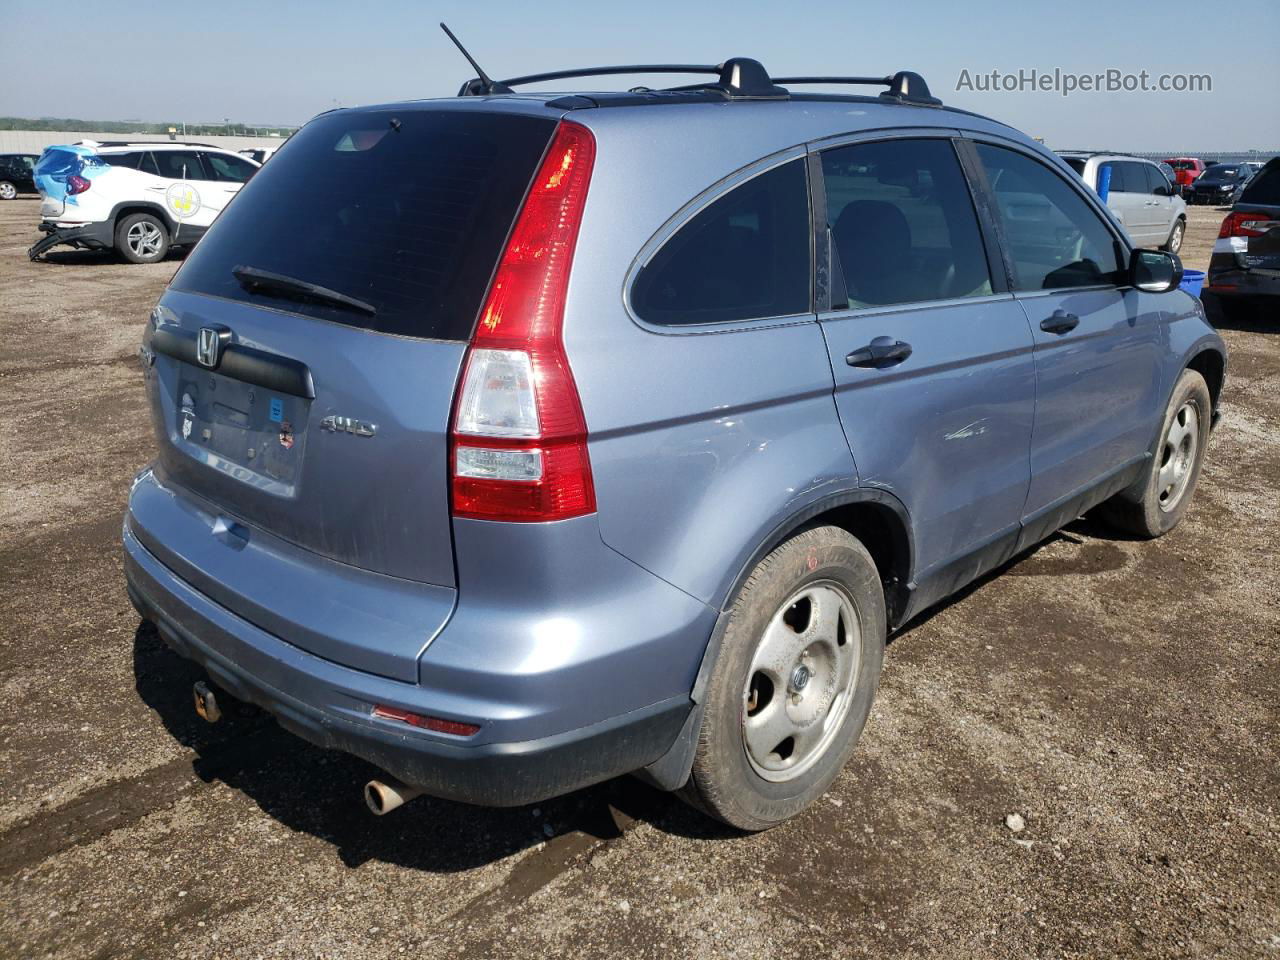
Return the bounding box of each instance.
[123,54,1226,830]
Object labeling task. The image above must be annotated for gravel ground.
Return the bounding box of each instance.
[0,199,1276,960]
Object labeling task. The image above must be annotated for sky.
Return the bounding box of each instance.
[2,0,1276,151]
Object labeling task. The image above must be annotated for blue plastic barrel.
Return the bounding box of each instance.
[1180,269,1205,298]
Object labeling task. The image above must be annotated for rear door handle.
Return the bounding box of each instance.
[1040,310,1080,335]
[846,336,913,368]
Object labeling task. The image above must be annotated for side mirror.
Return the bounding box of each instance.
[1129,248,1183,293]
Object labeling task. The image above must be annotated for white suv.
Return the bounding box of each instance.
[1057,152,1188,254]
[29,141,260,263]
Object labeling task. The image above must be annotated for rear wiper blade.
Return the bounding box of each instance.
[232,265,376,317]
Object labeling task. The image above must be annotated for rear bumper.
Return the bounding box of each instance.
[124,522,693,805]
[28,219,114,259]
[1205,265,1280,299]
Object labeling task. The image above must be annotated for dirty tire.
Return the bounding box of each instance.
[1101,368,1212,538]
[681,526,885,831]
[115,212,170,264]
[1163,218,1185,254]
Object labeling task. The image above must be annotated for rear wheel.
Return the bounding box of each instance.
[1163,218,1185,254]
[681,526,885,831]
[1100,369,1211,538]
[115,212,170,263]
[0,181,16,200]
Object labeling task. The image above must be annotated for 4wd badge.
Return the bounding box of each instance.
[321,415,377,437]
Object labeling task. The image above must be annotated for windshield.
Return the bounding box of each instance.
[1201,166,1241,181]
[171,109,557,341]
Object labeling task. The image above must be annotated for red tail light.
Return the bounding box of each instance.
[1219,211,1277,238]
[450,121,597,522]
[67,175,91,195]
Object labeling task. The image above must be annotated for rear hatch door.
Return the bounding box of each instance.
[141,106,559,674]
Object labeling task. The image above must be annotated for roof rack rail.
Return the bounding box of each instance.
[458,59,785,100]
[772,71,941,106]
[91,140,221,148]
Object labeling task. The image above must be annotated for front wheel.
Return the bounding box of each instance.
[0,181,17,200]
[681,526,885,831]
[115,212,170,263]
[1100,369,1212,538]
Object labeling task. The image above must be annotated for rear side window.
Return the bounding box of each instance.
[630,159,811,326]
[821,138,992,308]
[1241,165,1280,205]
[100,153,141,169]
[153,151,208,180]
[171,110,557,340]
[977,144,1123,291]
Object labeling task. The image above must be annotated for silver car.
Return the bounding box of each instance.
[1058,152,1188,253]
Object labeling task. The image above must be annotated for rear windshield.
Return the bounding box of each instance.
[171,110,556,340]
[1240,165,1280,206]
[1167,160,1196,170]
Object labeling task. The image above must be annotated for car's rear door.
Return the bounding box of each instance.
[814,134,1035,587]
[140,107,559,677]
[970,140,1164,544]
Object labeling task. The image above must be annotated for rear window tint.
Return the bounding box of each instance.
[1241,165,1280,205]
[171,110,556,340]
[631,159,811,326]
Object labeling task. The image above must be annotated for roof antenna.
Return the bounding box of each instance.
[440,23,510,95]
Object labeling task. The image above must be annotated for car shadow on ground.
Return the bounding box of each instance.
[131,513,1141,871]
[33,248,189,266]
[131,622,734,876]
[1201,292,1274,334]
[886,512,1139,646]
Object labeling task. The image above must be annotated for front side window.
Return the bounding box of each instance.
[630,158,811,326]
[977,144,1123,292]
[203,152,257,183]
[1143,164,1170,196]
[821,138,993,308]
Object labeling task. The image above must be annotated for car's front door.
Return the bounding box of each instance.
[971,141,1164,544]
[815,135,1036,584]
[148,150,222,231]
[200,151,258,215]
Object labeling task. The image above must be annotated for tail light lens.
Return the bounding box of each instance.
[450,121,596,522]
[67,175,91,195]
[1219,211,1278,238]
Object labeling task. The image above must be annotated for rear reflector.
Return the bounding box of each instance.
[450,120,597,522]
[371,704,480,737]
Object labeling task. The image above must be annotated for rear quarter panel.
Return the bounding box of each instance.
[563,105,882,610]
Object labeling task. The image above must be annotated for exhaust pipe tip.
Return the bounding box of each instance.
[364,778,423,816]
[193,681,221,723]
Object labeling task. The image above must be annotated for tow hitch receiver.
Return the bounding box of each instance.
[193,681,222,723]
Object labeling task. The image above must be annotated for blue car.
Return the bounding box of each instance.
[123,55,1226,830]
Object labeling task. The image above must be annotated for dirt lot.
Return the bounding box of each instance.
[0,199,1276,960]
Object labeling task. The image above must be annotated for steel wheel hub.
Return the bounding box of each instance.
[742,580,861,783]
[1158,400,1198,512]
